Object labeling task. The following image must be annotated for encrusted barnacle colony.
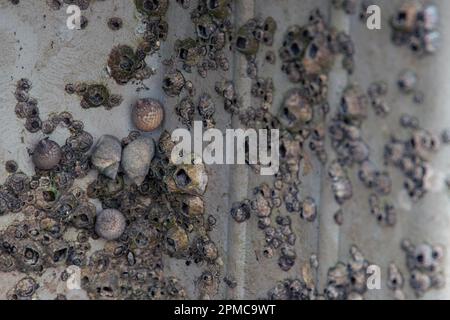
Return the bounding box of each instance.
[72,83,123,110]
[162,69,185,97]
[401,240,445,297]
[235,20,260,57]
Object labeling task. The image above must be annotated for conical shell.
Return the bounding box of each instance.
[91,135,122,179]
[121,136,155,185]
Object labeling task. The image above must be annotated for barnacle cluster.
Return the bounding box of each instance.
[107,45,152,85]
[267,278,317,300]
[384,124,440,201]
[391,1,440,55]
[267,246,374,300]
[323,246,374,300]
[83,135,215,298]
[216,10,355,273]
[401,240,445,297]
[171,0,232,78]
[66,83,123,110]
[328,85,395,222]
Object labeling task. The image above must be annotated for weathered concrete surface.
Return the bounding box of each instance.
[0,0,449,300]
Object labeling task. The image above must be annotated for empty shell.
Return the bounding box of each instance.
[91,135,122,180]
[121,136,155,185]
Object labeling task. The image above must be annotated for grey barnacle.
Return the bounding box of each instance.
[166,225,189,257]
[107,45,145,85]
[7,277,39,300]
[176,97,195,128]
[175,38,202,67]
[203,0,231,20]
[340,85,368,121]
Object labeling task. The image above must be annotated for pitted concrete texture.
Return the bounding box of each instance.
[0,0,449,299]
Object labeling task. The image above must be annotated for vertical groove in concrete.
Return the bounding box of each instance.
[225,1,254,300]
[316,7,350,291]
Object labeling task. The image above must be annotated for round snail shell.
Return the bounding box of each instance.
[95,208,126,241]
[32,138,62,170]
[132,98,164,132]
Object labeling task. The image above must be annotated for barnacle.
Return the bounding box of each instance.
[340,85,368,121]
[32,138,62,171]
[5,160,18,174]
[165,156,208,196]
[235,21,260,56]
[81,84,110,109]
[177,195,205,217]
[162,69,185,97]
[202,0,231,19]
[230,200,251,223]
[300,197,317,222]
[197,93,215,119]
[194,14,217,40]
[175,38,202,66]
[165,225,189,257]
[302,37,334,75]
[7,277,39,300]
[175,97,195,128]
[71,202,96,229]
[107,45,145,85]
[107,17,123,31]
